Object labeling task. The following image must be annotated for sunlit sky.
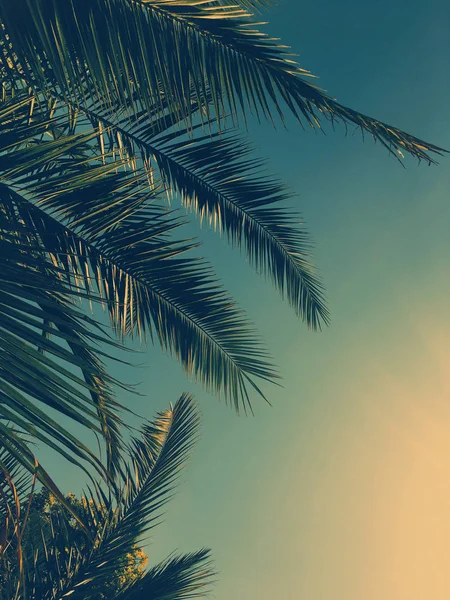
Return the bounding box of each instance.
[41,1,450,598]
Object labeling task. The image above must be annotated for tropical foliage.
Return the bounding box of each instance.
[0,0,444,508]
[0,489,149,598]
[0,394,214,600]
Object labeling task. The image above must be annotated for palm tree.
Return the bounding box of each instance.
[0,0,445,495]
[0,394,215,600]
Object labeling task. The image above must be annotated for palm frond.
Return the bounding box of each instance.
[1,396,214,599]
[0,0,444,163]
[54,394,203,598]
[218,0,277,10]
[119,392,200,534]
[0,432,96,548]
[75,97,328,329]
[148,127,329,329]
[0,238,124,482]
[5,170,279,414]
[0,91,133,485]
[1,91,279,412]
[217,0,279,9]
[0,437,34,519]
[117,549,215,600]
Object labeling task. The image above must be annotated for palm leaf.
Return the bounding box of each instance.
[147,127,329,329]
[0,432,95,550]
[53,394,205,598]
[0,437,34,522]
[74,99,329,329]
[117,549,214,600]
[0,238,124,481]
[216,0,277,10]
[0,91,133,487]
[0,0,444,163]
[2,396,214,600]
[1,90,279,412]
[224,0,277,10]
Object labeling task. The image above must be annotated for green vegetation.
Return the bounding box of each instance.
[0,0,444,598]
[0,395,214,599]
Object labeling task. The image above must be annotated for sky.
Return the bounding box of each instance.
[39,1,450,599]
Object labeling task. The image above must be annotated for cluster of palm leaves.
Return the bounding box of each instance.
[0,0,444,598]
[0,394,215,599]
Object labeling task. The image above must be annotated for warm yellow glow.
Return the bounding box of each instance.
[250,318,450,600]
[360,323,450,600]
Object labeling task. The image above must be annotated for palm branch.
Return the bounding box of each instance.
[1,394,215,600]
[1,86,281,512]
[42,88,328,329]
[0,435,96,592]
[1,0,441,341]
[57,393,202,598]
[0,0,444,163]
[1,90,279,414]
[0,91,136,482]
[217,0,276,10]
[146,127,329,328]
[0,0,445,497]
[116,550,214,600]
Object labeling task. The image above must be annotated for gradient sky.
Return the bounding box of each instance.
[40,1,450,598]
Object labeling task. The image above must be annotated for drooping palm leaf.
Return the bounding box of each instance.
[0,396,215,600]
[0,238,124,480]
[53,90,328,329]
[0,437,89,599]
[0,438,34,522]
[147,128,329,329]
[220,0,277,10]
[0,92,137,484]
[0,0,444,163]
[1,90,278,413]
[117,549,214,600]
[0,417,99,546]
[45,394,213,599]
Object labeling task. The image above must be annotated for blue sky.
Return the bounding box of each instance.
[41,1,450,598]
